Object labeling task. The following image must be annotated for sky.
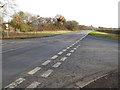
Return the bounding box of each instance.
[16,0,119,28]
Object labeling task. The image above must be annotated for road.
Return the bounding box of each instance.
[1,30,118,88]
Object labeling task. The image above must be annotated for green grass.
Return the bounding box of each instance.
[89,31,119,40]
[1,30,74,39]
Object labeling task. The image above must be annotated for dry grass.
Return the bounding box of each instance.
[1,30,74,39]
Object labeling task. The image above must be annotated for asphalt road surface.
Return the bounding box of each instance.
[1,30,118,89]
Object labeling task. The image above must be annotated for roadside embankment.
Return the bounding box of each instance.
[89,31,119,40]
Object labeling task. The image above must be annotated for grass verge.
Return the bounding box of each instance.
[89,31,119,40]
[1,30,74,39]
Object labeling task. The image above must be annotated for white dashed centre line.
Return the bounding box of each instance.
[72,43,75,46]
[73,48,77,50]
[62,49,67,52]
[76,45,80,48]
[76,40,79,43]
[41,69,53,78]
[66,53,71,56]
[52,62,61,68]
[5,78,25,88]
[60,57,67,61]
[58,51,63,55]
[70,50,74,53]
[42,60,51,66]
[28,67,41,75]
[51,55,58,59]
[66,47,70,49]
[69,45,73,48]
[26,81,41,88]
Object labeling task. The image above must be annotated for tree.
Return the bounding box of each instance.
[65,20,79,30]
[55,14,66,24]
[10,12,24,32]
[0,0,17,33]
[0,0,17,19]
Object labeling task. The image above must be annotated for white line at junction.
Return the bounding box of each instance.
[41,69,53,78]
[51,55,58,60]
[42,60,51,66]
[26,81,41,88]
[58,51,63,55]
[52,62,61,68]
[60,57,68,61]
[28,67,41,75]
[5,78,25,88]
[66,53,71,56]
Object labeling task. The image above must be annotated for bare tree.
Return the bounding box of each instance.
[0,0,17,25]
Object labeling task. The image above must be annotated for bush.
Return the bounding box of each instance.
[65,20,79,30]
[20,24,35,32]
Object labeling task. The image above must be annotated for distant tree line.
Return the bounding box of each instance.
[96,27,119,34]
[1,11,96,33]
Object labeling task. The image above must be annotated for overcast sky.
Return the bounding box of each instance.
[16,0,119,28]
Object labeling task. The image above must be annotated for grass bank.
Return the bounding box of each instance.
[89,31,119,40]
[1,30,74,39]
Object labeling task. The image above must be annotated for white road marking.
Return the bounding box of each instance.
[26,81,41,88]
[42,60,51,66]
[76,74,108,88]
[28,67,41,75]
[60,57,67,61]
[69,45,73,48]
[72,43,76,46]
[51,55,58,59]
[76,40,80,43]
[62,49,67,52]
[76,45,80,48]
[66,47,70,49]
[73,48,77,50]
[5,78,25,88]
[79,33,89,41]
[58,51,63,55]
[52,62,61,68]
[66,53,71,56]
[41,69,53,78]
[70,50,74,53]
